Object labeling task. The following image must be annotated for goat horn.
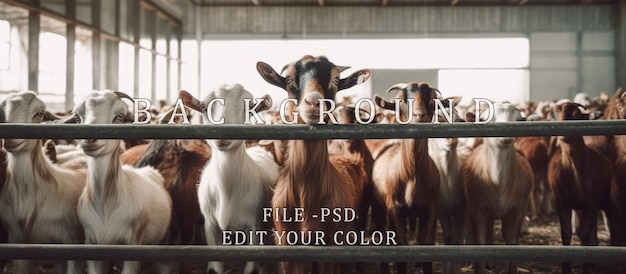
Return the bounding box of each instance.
[386,83,408,94]
[618,87,625,98]
[114,91,135,103]
[433,88,443,97]
[573,102,588,111]
[337,66,351,72]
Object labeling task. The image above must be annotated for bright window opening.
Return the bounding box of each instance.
[200,38,529,105]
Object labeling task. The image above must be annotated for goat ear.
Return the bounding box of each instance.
[373,95,396,111]
[157,108,174,124]
[42,111,61,122]
[58,113,78,124]
[439,96,462,108]
[179,90,206,114]
[257,61,286,90]
[251,94,272,113]
[338,69,371,91]
[588,110,603,120]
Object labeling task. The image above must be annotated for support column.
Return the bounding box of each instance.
[91,0,101,90]
[617,0,626,89]
[65,0,76,111]
[27,1,40,92]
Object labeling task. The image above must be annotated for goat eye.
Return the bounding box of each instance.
[74,115,81,123]
[115,114,125,121]
[333,78,340,85]
[285,76,293,85]
[35,111,44,117]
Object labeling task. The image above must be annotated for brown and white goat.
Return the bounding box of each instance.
[371,82,457,274]
[180,84,279,274]
[548,101,617,274]
[257,55,370,274]
[0,91,86,274]
[62,90,172,274]
[604,87,626,246]
[514,136,551,220]
[121,108,211,247]
[0,146,5,271]
[328,105,378,233]
[120,138,210,273]
[462,102,533,274]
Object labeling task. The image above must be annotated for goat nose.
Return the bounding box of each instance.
[304,98,320,107]
[85,139,97,144]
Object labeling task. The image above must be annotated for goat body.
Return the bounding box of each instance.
[548,102,614,274]
[179,84,279,274]
[0,92,86,274]
[257,55,371,274]
[64,90,172,274]
[462,103,533,274]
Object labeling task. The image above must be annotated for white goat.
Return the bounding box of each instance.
[179,84,279,274]
[62,90,172,274]
[0,91,86,274]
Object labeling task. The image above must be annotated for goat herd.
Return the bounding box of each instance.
[0,55,625,274]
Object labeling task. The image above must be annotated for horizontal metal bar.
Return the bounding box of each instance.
[0,120,626,140]
[0,244,624,263]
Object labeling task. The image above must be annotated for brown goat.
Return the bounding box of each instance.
[600,87,626,246]
[547,102,615,274]
[515,136,551,220]
[371,82,456,274]
[0,146,6,270]
[462,102,533,274]
[330,106,378,234]
[257,55,370,274]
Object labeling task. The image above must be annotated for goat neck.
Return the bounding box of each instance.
[557,136,588,167]
[6,139,58,190]
[286,139,330,181]
[86,140,124,208]
[482,138,519,185]
[398,138,430,181]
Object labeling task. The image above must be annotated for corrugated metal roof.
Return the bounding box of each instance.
[197,0,617,7]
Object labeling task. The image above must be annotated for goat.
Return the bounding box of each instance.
[428,110,467,274]
[329,105,378,234]
[462,102,533,274]
[121,106,210,252]
[257,55,370,274]
[604,87,626,246]
[547,101,615,274]
[371,82,457,274]
[61,90,172,274]
[0,146,8,271]
[179,84,279,274]
[0,91,86,274]
[514,136,551,220]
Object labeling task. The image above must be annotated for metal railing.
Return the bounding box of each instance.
[1,120,626,263]
[1,120,626,139]
[0,244,624,263]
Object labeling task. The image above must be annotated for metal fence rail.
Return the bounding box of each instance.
[1,120,626,139]
[2,121,626,264]
[0,244,625,263]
